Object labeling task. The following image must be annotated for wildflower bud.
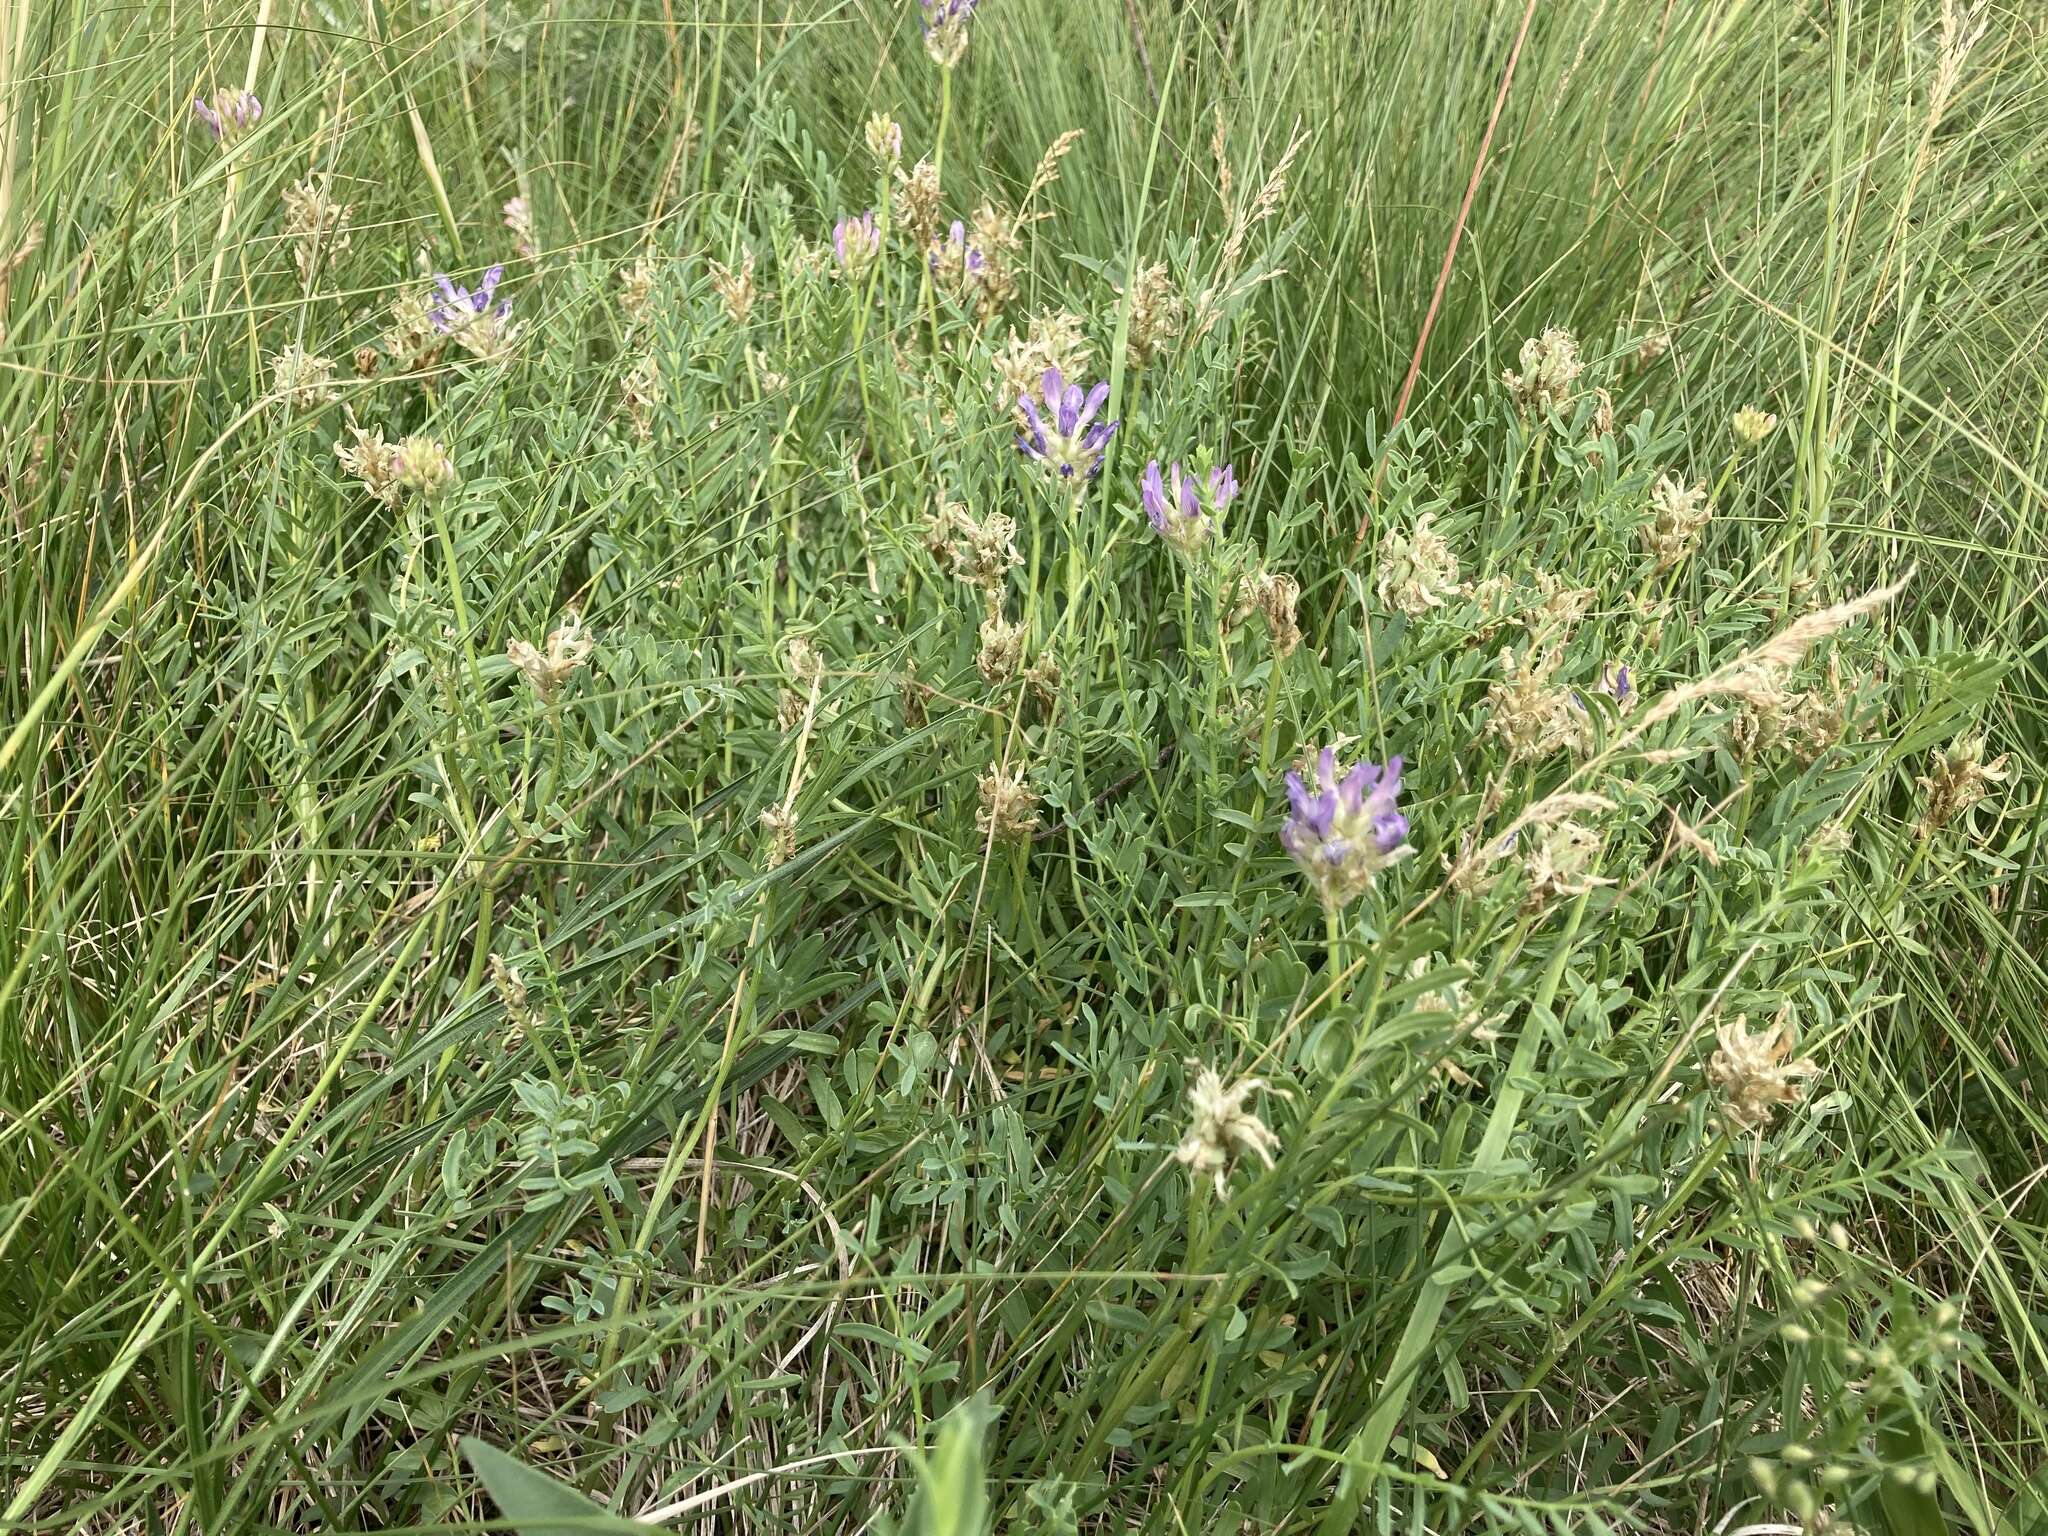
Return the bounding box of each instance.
[975,764,1039,841]
[864,112,903,167]
[1732,405,1779,446]
[1502,326,1583,416]
[1140,459,1235,555]
[394,435,457,498]
[830,212,881,281]
[192,87,262,144]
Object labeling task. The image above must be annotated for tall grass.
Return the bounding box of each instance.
[3,1,2045,1532]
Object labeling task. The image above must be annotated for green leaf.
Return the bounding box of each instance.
[460,1438,648,1535]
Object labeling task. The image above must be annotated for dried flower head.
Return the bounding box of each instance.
[977,610,1026,686]
[1708,1011,1817,1131]
[933,500,1020,591]
[1024,650,1062,712]
[489,953,542,1035]
[1017,367,1118,484]
[1175,1064,1281,1198]
[1281,748,1412,909]
[503,195,536,260]
[993,311,1092,419]
[1519,820,1609,906]
[1725,663,1846,765]
[1252,570,1302,658]
[618,254,658,327]
[281,175,352,281]
[620,352,662,442]
[1644,473,1711,572]
[708,250,757,325]
[1141,459,1236,554]
[507,618,594,702]
[864,112,903,167]
[353,345,381,378]
[333,410,404,506]
[1377,514,1462,617]
[429,265,519,361]
[1486,646,1585,761]
[1123,262,1186,370]
[1732,405,1779,447]
[193,88,262,144]
[1502,327,1584,416]
[976,763,1040,842]
[747,347,789,394]
[896,158,944,250]
[1634,331,1672,368]
[1915,735,2010,839]
[921,0,978,68]
[270,346,337,412]
[381,288,445,373]
[831,212,881,281]
[759,804,798,867]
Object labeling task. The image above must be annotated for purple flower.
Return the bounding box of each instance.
[920,0,978,65]
[920,0,978,27]
[832,211,880,276]
[1280,748,1412,907]
[1600,663,1633,708]
[428,265,511,332]
[193,88,262,143]
[1140,458,1237,552]
[1017,367,1118,483]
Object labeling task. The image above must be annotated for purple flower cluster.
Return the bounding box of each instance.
[833,211,880,275]
[429,265,511,333]
[920,0,978,31]
[1140,459,1237,552]
[1017,367,1118,483]
[1281,748,1413,908]
[192,89,262,143]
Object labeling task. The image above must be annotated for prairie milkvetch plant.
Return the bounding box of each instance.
[1017,367,1117,485]
[1122,261,1186,370]
[1644,472,1712,571]
[1175,1064,1282,1198]
[192,87,261,143]
[864,112,903,167]
[976,764,1039,841]
[1140,459,1236,555]
[920,0,978,69]
[1377,513,1462,616]
[333,412,453,504]
[930,221,985,302]
[281,175,350,281]
[1281,748,1412,909]
[270,346,337,412]
[1916,735,2011,839]
[992,310,1091,417]
[430,265,519,361]
[708,251,757,325]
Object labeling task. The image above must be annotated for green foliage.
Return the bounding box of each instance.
[1,2,2045,1534]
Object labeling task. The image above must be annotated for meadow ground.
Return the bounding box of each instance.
[3,1,2047,1532]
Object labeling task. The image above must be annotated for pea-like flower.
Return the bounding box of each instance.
[1017,367,1117,483]
[1599,662,1634,709]
[1281,748,1412,908]
[832,212,881,280]
[429,265,511,331]
[1141,459,1236,553]
[193,88,262,143]
[929,220,985,296]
